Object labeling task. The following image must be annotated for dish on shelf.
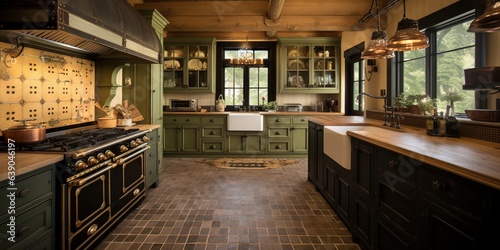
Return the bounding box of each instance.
[163,59,181,69]
[288,59,306,69]
[117,123,136,127]
[288,49,300,57]
[191,51,205,58]
[287,75,304,87]
[188,59,203,70]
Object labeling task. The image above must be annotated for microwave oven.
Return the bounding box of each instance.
[169,99,198,111]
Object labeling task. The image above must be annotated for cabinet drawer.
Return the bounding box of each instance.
[202,141,225,153]
[377,148,416,187]
[266,116,291,125]
[419,166,488,220]
[267,128,289,138]
[0,168,52,209]
[267,141,290,152]
[202,127,224,138]
[0,198,52,250]
[164,116,200,124]
[292,116,308,124]
[201,116,225,125]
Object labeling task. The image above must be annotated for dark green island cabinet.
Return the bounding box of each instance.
[308,122,500,250]
[0,165,55,250]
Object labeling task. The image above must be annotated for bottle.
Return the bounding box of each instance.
[426,108,439,136]
[438,111,446,136]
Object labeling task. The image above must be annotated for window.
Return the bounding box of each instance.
[395,2,481,114]
[216,42,276,109]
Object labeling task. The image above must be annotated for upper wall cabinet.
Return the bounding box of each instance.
[278,38,340,94]
[163,37,216,93]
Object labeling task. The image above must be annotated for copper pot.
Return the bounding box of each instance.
[2,119,46,144]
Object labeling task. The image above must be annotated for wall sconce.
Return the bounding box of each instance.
[366,59,378,81]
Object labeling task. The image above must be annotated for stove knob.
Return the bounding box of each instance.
[75,160,88,170]
[97,153,107,161]
[87,156,99,165]
[105,150,115,158]
[120,145,128,152]
[142,136,149,142]
[130,140,138,148]
[136,138,144,145]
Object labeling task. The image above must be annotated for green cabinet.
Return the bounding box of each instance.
[163,37,216,93]
[265,116,308,154]
[201,116,226,153]
[163,116,200,153]
[227,132,264,154]
[145,128,160,188]
[0,165,54,250]
[278,38,340,94]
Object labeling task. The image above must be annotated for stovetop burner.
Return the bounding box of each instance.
[1,128,141,152]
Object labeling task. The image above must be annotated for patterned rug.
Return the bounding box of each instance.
[192,158,300,169]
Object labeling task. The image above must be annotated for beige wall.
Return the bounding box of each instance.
[344,0,500,112]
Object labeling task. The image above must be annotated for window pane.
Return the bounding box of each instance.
[436,48,475,114]
[437,20,474,53]
[353,62,359,81]
[403,58,426,94]
[254,50,268,59]
[225,50,238,59]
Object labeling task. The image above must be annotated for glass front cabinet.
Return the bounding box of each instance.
[278,38,340,93]
[163,37,216,93]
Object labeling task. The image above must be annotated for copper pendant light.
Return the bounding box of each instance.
[387,0,429,51]
[468,0,500,33]
[362,0,394,59]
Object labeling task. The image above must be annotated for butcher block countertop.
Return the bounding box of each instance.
[0,153,63,182]
[164,111,343,116]
[308,116,500,190]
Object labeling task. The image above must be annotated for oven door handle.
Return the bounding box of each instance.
[68,163,118,187]
[116,146,150,165]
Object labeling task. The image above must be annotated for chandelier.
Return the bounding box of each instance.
[229,37,264,66]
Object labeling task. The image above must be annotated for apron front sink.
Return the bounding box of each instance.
[227,113,264,131]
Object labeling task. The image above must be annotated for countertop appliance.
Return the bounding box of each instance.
[5,127,152,250]
[284,103,303,112]
[169,99,198,112]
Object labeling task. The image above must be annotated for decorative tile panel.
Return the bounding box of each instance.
[0,41,95,131]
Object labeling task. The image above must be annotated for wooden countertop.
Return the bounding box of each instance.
[164,111,343,116]
[310,115,500,190]
[0,153,63,182]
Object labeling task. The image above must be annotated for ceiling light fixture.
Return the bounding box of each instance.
[387,0,429,51]
[229,37,264,66]
[361,0,394,59]
[468,0,500,33]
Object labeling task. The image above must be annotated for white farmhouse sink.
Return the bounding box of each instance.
[227,113,264,131]
[324,126,387,170]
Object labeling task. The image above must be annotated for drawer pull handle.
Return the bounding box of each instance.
[301,119,305,121]
[432,180,444,191]
[276,118,281,122]
[17,226,30,236]
[133,188,140,196]
[210,119,214,122]
[275,145,282,149]
[275,131,281,135]
[210,131,216,135]
[87,224,98,235]
[186,119,190,122]
[173,119,177,122]
[388,160,399,168]
[210,145,215,149]
[18,188,31,197]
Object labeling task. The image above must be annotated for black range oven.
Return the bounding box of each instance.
[14,127,151,250]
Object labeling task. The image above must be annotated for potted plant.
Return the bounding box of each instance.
[265,101,279,112]
[440,91,464,116]
[393,94,415,113]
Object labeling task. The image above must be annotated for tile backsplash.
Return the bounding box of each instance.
[0,41,95,132]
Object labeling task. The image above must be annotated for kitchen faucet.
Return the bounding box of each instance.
[357,92,403,128]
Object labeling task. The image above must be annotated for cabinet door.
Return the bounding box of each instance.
[291,126,308,153]
[352,195,372,250]
[307,122,318,183]
[181,125,200,152]
[420,197,482,250]
[374,215,415,250]
[352,139,374,201]
[163,125,181,152]
[146,142,159,188]
[227,133,263,154]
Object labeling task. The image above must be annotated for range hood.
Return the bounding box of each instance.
[0,0,161,63]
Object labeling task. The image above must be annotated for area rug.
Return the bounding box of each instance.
[192,158,300,169]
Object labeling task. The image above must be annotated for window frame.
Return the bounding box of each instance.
[392,1,486,110]
[216,41,277,110]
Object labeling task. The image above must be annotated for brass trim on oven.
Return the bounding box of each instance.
[121,154,145,193]
[87,224,98,235]
[74,174,106,228]
[68,163,117,187]
[133,188,140,196]
[114,144,150,164]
